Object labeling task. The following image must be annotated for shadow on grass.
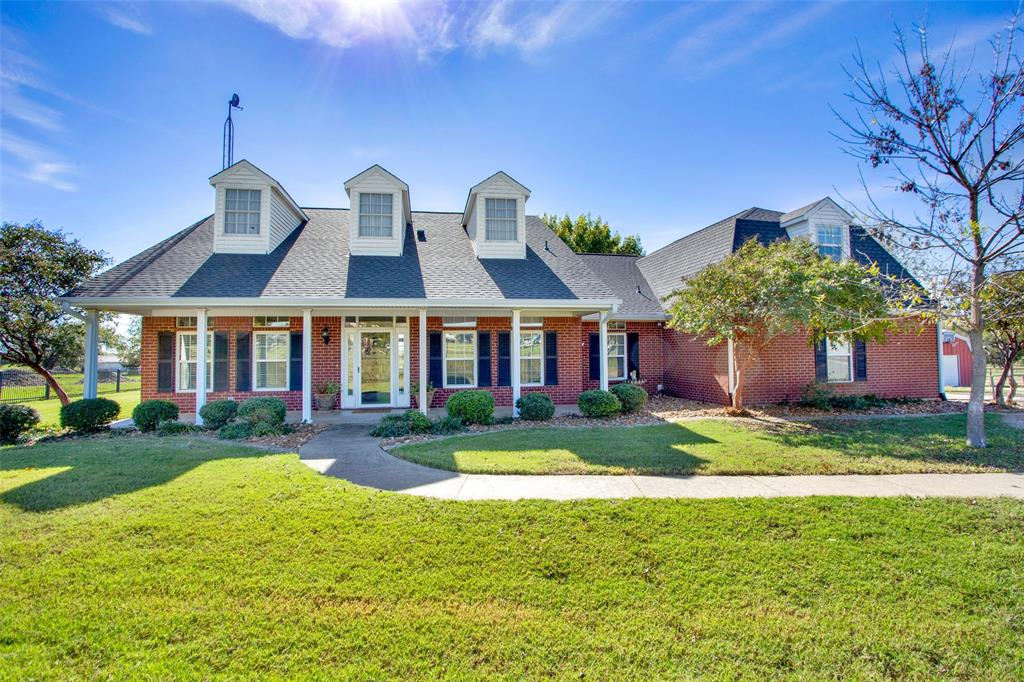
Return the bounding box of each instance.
[1,435,265,512]
[401,423,716,475]
[759,413,1024,470]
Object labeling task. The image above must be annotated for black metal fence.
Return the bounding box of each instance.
[0,368,141,403]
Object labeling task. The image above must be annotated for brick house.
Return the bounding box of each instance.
[62,162,943,423]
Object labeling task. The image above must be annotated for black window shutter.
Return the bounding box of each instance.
[588,333,601,381]
[544,331,558,386]
[236,331,251,392]
[429,332,443,387]
[477,331,492,387]
[626,332,640,381]
[289,332,303,391]
[814,339,828,383]
[497,332,511,386]
[213,331,229,392]
[854,339,868,382]
[157,331,174,393]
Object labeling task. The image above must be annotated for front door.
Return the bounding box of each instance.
[358,330,392,406]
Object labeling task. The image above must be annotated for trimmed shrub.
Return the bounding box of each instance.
[0,404,40,444]
[406,410,432,434]
[132,400,180,432]
[252,421,285,437]
[199,399,238,430]
[445,390,495,425]
[218,422,254,440]
[370,410,432,438]
[431,415,465,435]
[60,397,121,433]
[611,383,648,413]
[237,397,287,427]
[577,390,621,418]
[156,419,199,436]
[516,392,555,421]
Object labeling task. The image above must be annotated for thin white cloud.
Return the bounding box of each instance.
[97,3,154,36]
[220,0,616,61]
[1,132,77,192]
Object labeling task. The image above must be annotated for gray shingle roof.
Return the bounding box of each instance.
[69,210,615,303]
[577,254,664,318]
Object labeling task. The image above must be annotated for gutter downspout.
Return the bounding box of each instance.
[61,301,88,322]
[936,317,947,400]
[726,338,736,401]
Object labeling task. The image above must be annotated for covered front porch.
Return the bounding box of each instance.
[69,298,618,425]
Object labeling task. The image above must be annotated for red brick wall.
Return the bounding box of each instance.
[580,321,664,395]
[662,331,731,404]
[141,316,341,413]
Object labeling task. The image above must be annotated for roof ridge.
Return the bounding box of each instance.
[639,207,751,262]
[577,252,641,257]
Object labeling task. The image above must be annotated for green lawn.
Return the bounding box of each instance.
[15,389,141,428]
[1,437,1022,678]
[393,414,1024,476]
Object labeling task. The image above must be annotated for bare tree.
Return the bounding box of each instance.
[834,9,1024,447]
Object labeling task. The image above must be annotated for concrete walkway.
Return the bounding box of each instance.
[298,424,1024,501]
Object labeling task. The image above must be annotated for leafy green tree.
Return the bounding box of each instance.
[0,221,108,405]
[665,238,919,411]
[543,213,644,255]
[115,316,142,368]
[982,271,1024,406]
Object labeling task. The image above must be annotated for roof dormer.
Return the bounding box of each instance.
[344,165,411,257]
[209,160,307,255]
[462,171,530,260]
[780,197,852,261]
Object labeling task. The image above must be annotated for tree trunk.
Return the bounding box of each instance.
[729,342,757,413]
[966,196,987,448]
[24,361,70,405]
[1008,369,1017,405]
[993,360,1011,408]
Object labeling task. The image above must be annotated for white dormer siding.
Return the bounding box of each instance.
[210,160,307,255]
[344,165,411,257]
[462,172,530,259]
[780,197,852,261]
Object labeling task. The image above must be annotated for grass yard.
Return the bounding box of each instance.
[1,437,1022,678]
[14,389,141,428]
[393,414,1024,476]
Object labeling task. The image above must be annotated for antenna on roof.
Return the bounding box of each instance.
[222,93,243,170]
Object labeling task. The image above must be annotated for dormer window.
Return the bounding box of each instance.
[224,188,261,234]
[485,198,517,240]
[816,224,844,261]
[359,193,394,237]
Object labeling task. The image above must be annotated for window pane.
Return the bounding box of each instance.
[485,198,517,240]
[607,334,625,356]
[444,332,476,386]
[522,358,542,384]
[827,356,852,382]
[608,357,625,380]
[359,192,393,237]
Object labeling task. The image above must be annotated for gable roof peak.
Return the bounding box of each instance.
[343,164,409,192]
[779,196,850,225]
[208,159,308,222]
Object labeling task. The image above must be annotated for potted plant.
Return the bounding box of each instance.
[314,382,340,411]
[412,380,436,409]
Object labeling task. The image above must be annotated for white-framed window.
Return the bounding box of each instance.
[607,333,626,381]
[485,198,517,241]
[253,315,290,328]
[443,331,476,387]
[177,332,213,393]
[176,316,197,328]
[520,316,543,328]
[520,331,543,386]
[607,320,626,331]
[826,336,853,383]
[443,316,476,328]
[358,192,393,237]
[816,224,844,261]
[254,331,289,391]
[224,188,261,235]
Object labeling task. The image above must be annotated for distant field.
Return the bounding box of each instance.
[0,368,140,403]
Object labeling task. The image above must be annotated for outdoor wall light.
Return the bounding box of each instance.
[321,326,331,345]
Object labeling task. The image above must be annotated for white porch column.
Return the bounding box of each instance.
[82,310,99,399]
[418,309,428,415]
[302,309,313,423]
[511,309,521,417]
[598,310,609,391]
[195,309,207,425]
[936,317,946,398]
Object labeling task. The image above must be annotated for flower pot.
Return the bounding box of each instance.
[315,393,337,411]
[423,389,436,409]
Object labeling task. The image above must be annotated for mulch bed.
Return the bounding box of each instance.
[243,423,329,449]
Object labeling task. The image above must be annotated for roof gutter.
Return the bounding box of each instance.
[58,295,620,312]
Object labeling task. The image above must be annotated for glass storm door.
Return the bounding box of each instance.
[358,331,392,406]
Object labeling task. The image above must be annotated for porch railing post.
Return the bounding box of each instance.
[302,309,313,423]
[83,310,99,400]
[599,310,609,392]
[511,309,521,417]
[418,309,428,416]
[194,309,208,425]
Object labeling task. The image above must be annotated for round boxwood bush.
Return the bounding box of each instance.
[516,392,555,421]
[577,389,621,418]
[132,399,180,432]
[237,396,287,427]
[60,397,121,433]
[406,409,432,434]
[0,403,40,444]
[218,422,254,440]
[445,390,495,425]
[199,399,237,430]
[610,383,648,413]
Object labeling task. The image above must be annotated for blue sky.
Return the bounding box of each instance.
[0,0,1016,265]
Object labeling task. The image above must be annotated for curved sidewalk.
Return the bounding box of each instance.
[298,424,1024,501]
